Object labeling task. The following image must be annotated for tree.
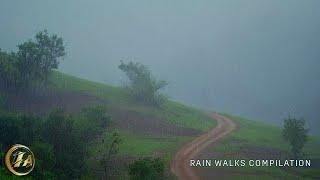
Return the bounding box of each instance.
[42,110,85,179]
[0,49,18,90]
[0,30,65,91]
[282,116,308,159]
[128,157,165,180]
[0,113,40,148]
[16,41,40,88]
[15,30,65,88]
[0,114,20,149]
[100,132,122,179]
[118,61,168,106]
[34,30,65,82]
[74,105,111,142]
[31,142,56,179]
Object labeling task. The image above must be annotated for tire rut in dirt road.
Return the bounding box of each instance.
[170,113,237,180]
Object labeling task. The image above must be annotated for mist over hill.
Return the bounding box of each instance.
[1,0,319,134]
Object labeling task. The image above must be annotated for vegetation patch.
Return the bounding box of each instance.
[89,130,192,158]
[50,71,216,132]
[208,113,320,179]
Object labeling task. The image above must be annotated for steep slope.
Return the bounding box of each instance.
[1,71,216,179]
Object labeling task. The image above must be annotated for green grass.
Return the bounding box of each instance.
[1,71,216,178]
[161,102,216,132]
[50,71,216,132]
[220,114,290,151]
[220,114,320,157]
[89,130,192,158]
[49,71,216,178]
[49,71,320,179]
[87,130,193,179]
[210,113,320,179]
[119,131,191,157]
[6,70,319,179]
[51,71,128,104]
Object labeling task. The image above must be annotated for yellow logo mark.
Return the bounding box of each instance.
[5,144,35,176]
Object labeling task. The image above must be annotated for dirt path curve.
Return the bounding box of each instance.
[170,113,237,180]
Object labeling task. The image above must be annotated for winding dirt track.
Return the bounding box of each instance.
[170,113,237,180]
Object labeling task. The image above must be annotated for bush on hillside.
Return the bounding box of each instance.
[283,116,309,159]
[81,105,111,128]
[42,109,85,179]
[74,105,111,142]
[0,113,40,148]
[119,61,168,106]
[128,157,165,180]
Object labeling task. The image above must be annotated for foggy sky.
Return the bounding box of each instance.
[1,0,319,134]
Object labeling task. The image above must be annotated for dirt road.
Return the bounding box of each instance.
[170,113,237,180]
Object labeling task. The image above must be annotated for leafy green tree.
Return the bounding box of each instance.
[42,109,74,153]
[15,41,40,88]
[42,110,85,179]
[18,114,41,146]
[0,30,65,91]
[31,142,56,179]
[118,61,168,106]
[0,49,18,90]
[33,30,65,82]
[129,157,165,180]
[75,105,111,142]
[15,30,65,88]
[0,113,40,148]
[0,114,20,148]
[0,110,91,179]
[282,116,308,159]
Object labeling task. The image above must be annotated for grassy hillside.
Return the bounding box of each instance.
[50,71,218,179]
[2,71,319,179]
[51,71,216,132]
[201,114,320,179]
[50,71,216,158]
[1,71,216,179]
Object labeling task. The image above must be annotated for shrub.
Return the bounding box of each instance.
[81,105,111,128]
[119,61,168,106]
[0,114,21,148]
[129,157,165,180]
[73,105,111,142]
[42,109,85,179]
[31,142,56,179]
[283,116,308,159]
